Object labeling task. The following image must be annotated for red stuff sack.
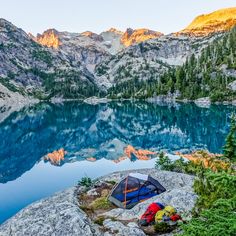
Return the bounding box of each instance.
[170,214,182,222]
[139,202,164,226]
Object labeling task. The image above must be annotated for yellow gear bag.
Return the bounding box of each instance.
[155,206,176,222]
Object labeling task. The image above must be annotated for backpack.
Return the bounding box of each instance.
[139,202,164,226]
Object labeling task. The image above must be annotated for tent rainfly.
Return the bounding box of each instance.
[108,173,166,209]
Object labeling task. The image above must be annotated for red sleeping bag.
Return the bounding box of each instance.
[139,202,164,226]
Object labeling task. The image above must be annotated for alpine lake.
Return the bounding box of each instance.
[0,100,235,223]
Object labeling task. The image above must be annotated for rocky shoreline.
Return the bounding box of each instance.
[0,169,197,236]
[0,83,39,122]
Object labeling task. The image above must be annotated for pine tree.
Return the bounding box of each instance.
[223,114,236,161]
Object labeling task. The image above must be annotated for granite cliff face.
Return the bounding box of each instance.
[32,27,163,72]
[178,7,236,36]
[33,29,112,72]
[34,29,61,48]
[121,28,163,47]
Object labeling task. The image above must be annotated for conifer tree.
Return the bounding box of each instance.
[223,114,236,162]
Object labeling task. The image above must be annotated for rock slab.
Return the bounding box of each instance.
[0,188,102,236]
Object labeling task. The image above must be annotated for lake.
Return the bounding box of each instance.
[0,101,235,224]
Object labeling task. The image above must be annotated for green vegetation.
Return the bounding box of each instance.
[156,152,236,235]
[93,216,106,226]
[155,152,175,171]
[155,152,206,175]
[0,77,26,95]
[78,177,93,188]
[223,114,236,162]
[32,49,53,66]
[180,171,236,236]
[108,27,236,102]
[28,68,100,99]
[154,222,176,234]
[90,196,113,210]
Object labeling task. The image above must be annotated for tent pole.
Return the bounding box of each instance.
[124,176,128,208]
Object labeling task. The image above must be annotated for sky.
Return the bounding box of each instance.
[0,0,235,35]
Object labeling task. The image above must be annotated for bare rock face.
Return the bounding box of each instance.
[36,29,61,48]
[0,188,102,236]
[178,7,236,37]
[31,29,113,72]
[103,220,146,236]
[121,28,163,47]
[0,83,38,122]
[228,80,236,91]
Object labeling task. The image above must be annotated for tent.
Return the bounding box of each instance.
[108,173,166,209]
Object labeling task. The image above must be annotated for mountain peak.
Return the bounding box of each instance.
[121,28,163,47]
[107,28,123,35]
[35,29,61,48]
[81,31,103,41]
[178,7,236,37]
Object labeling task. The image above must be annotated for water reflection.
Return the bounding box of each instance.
[0,101,234,184]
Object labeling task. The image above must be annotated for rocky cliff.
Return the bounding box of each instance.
[121,28,163,47]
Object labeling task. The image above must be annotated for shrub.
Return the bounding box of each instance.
[90,196,112,210]
[154,222,176,234]
[155,152,175,171]
[94,216,105,226]
[78,177,93,188]
[223,114,236,162]
[180,171,236,236]
[193,171,236,210]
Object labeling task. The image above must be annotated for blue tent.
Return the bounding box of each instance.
[108,173,166,209]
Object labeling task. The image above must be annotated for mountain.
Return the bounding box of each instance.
[95,34,212,90]
[1,7,236,103]
[121,28,163,47]
[32,27,163,71]
[0,18,99,100]
[33,29,61,48]
[100,28,124,53]
[108,28,236,101]
[178,7,236,36]
[33,29,112,72]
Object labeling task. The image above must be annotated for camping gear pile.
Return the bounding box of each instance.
[139,202,182,226]
[108,173,166,209]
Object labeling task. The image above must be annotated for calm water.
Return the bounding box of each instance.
[0,101,235,223]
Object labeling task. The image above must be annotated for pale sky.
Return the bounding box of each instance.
[0,0,235,35]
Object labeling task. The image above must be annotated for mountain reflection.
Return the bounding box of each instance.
[0,101,235,183]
